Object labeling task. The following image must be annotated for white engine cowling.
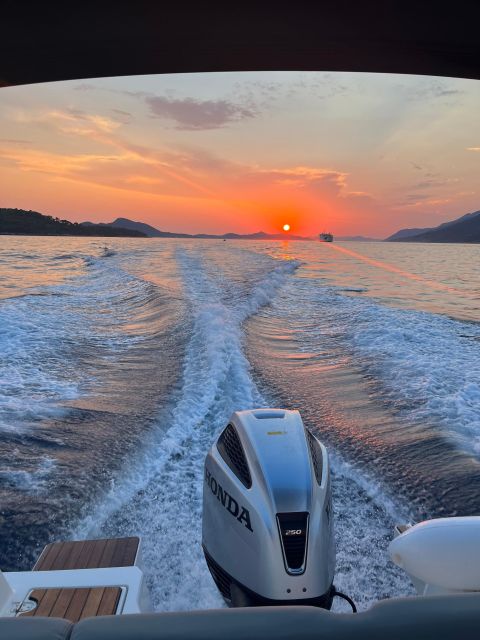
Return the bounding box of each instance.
[389,516,480,594]
[202,409,335,608]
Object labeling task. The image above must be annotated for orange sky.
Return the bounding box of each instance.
[0,72,478,237]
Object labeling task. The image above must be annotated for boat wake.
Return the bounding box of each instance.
[74,247,412,611]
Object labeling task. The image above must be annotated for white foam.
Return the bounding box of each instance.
[0,296,81,432]
[0,457,56,493]
[328,450,414,610]
[0,251,164,433]
[349,302,480,458]
[75,250,296,533]
[274,276,480,460]
[75,248,412,612]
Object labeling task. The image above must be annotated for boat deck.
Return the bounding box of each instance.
[18,587,122,622]
[33,537,139,571]
[17,537,139,622]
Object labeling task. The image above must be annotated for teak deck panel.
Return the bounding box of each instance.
[18,587,121,622]
[19,537,139,621]
[33,536,139,571]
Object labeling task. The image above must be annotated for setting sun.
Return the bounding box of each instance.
[283,224,290,232]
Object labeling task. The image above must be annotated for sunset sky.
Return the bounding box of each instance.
[0,72,478,237]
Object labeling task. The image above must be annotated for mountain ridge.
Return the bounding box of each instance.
[82,217,309,240]
[386,210,480,243]
[0,209,146,237]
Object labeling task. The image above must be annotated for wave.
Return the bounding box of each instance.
[3,240,476,607]
[328,449,413,610]
[74,250,302,608]
[73,248,412,611]
[51,253,76,261]
[75,251,298,532]
[0,294,81,433]
[0,457,55,493]
[0,249,176,435]
[101,247,116,258]
[270,276,480,460]
[349,301,480,457]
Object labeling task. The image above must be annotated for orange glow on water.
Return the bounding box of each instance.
[327,243,460,293]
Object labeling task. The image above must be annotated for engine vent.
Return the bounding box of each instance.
[306,428,323,485]
[203,547,231,600]
[277,512,309,574]
[252,410,285,420]
[217,424,252,489]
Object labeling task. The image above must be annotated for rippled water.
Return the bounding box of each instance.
[0,236,479,611]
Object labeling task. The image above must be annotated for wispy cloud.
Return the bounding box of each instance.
[1,108,223,199]
[50,109,122,134]
[466,147,480,152]
[73,83,97,92]
[411,177,459,189]
[13,108,122,137]
[409,81,465,101]
[406,194,430,201]
[256,166,348,191]
[399,194,453,208]
[111,109,133,124]
[0,138,32,145]
[344,190,374,202]
[0,147,133,177]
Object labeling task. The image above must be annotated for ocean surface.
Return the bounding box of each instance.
[1,236,479,611]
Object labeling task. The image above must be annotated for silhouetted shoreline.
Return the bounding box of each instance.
[0,209,146,237]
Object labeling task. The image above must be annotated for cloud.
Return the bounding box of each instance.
[467,147,480,151]
[168,145,242,175]
[0,111,222,199]
[256,166,348,191]
[411,81,465,101]
[434,88,463,97]
[344,191,374,202]
[69,83,259,129]
[0,138,32,145]
[0,144,209,200]
[0,106,358,211]
[0,147,134,177]
[13,108,122,137]
[406,194,430,201]
[51,109,121,134]
[73,83,97,91]
[111,109,133,124]
[145,96,256,129]
[398,193,453,208]
[124,175,164,186]
[412,177,458,189]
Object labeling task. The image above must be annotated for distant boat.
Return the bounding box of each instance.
[319,232,333,242]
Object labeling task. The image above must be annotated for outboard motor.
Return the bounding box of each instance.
[202,409,335,608]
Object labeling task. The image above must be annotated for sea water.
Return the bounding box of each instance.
[0,236,479,610]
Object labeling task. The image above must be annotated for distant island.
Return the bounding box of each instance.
[386,210,480,243]
[4,207,479,243]
[1,209,310,240]
[81,217,309,240]
[0,209,146,237]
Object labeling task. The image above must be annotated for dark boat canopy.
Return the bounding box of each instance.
[1,1,479,87]
[2,595,480,640]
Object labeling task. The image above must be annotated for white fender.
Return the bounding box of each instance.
[0,571,15,616]
[389,517,480,592]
